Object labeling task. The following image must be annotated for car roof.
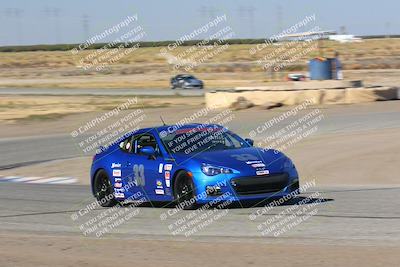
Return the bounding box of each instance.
[110,123,225,149]
[176,74,195,78]
[156,123,222,132]
[116,123,223,139]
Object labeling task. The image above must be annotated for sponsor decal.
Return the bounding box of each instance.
[155,189,165,195]
[256,170,270,176]
[165,171,170,179]
[164,164,173,171]
[114,177,122,183]
[114,188,125,193]
[246,160,263,165]
[114,182,122,188]
[113,169,121,177]
[114,192,125,198]
[156,179,163,189]
[251,163,266,168]
[158,163,164,173]
[165,178,171,188]
[111,163,121,168]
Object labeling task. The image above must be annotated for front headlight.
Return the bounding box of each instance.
[201,163,233,176]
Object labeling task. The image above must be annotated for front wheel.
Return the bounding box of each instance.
[93,170,117,207]
[173,171,197,210]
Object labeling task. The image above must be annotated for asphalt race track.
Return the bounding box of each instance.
[1,99,400,266]
[0,183,399,245]
[1,102,400,168]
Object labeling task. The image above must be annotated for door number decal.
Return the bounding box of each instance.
[133,164,145,186]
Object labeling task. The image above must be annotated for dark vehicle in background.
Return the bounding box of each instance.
[287,73,306,81]
[170,74,204,89]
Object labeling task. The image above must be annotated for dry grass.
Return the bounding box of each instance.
[0,39,399,88]
[0,95,204,122]
[1,39,399,68]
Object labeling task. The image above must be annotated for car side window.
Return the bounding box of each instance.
[133,134,161,156]
[119,137,133,153]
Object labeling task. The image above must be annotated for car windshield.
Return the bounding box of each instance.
[159,126,249,155]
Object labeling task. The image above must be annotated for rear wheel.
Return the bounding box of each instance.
[93,170,117,207]
[173,171,197,210]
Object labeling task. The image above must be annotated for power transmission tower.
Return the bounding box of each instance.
[43,7,62,44]
[238,6,255,38]
[82,14,90,42]
[340,26,347,35]
[385,22,391,38]
[4,7,24,45]
[276,4,283,33]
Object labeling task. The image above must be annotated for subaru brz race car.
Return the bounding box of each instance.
[91,124,299,209]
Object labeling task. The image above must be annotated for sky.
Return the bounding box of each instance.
[0,0,398,46]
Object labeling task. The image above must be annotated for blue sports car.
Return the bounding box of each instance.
[91,123,299,209]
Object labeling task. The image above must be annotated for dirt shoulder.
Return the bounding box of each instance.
[0,232,398,267]
[0,95,204,122]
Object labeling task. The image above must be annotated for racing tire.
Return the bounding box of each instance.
[173,171,197,210]
[93,169,117,207]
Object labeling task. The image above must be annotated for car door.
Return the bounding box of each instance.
[177,77,186,88]
[131,133,171,200]
[114,135,144,200]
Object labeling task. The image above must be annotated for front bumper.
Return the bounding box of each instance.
[183,84,203,89]
[192,171,299,204]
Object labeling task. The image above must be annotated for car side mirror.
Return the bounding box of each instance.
[244,138,254,146]
[139,146,156,157]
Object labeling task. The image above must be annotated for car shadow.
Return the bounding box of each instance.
[122,195,334,210]
[222,196,334,209]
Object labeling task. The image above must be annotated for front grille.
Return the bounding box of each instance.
[230,173,289,195]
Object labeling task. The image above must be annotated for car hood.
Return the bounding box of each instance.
[185,79,202,85]
[173,147,288,174]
